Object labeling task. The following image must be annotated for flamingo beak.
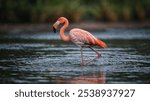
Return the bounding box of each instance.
[53,26,56,33]
[53,21,60,33]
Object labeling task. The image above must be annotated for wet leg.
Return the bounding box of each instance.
[80,47,84,65]
[86,47,101,64]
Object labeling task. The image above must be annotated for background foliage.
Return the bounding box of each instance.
[0,0,150,23]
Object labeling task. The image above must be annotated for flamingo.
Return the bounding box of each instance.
[53,17,107,65]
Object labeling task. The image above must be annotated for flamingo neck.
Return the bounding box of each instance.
[60,19,70,42]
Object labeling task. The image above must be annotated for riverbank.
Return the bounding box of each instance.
[0,21,150,33]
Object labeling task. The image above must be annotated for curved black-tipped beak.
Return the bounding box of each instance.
[53,26,56,33]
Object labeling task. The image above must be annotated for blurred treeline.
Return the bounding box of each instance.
[0,0,150,23]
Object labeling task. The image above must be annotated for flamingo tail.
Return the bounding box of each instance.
[95,39,108,48]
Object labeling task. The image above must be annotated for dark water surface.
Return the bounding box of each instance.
[0,28,150,84]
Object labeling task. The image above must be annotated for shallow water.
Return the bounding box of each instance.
[0,28,150,84]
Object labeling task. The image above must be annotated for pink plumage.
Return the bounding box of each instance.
[69,28,107,48]
[53,17,108,65]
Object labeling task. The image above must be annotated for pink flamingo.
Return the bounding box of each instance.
[53,17,107,65]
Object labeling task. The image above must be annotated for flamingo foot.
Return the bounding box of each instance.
[80,60,85,66]
[97,52,101,58]
[79,47,101,66]
[85,53,101,65]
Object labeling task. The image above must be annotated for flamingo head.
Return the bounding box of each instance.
[53,17,67,33]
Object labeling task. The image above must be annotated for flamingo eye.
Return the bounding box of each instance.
[58,18,64,23]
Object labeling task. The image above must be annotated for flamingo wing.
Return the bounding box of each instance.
[69,28,107,48]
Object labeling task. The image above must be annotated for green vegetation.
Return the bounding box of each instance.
[0,0,149,23]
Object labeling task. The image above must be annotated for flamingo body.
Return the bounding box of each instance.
[69,28,107,48]
[53,17,107,65]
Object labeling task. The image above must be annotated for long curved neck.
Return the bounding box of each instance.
[60,19,70,42]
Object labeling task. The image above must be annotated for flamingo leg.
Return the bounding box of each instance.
[80,47,84,65]
[86,46,101,65]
